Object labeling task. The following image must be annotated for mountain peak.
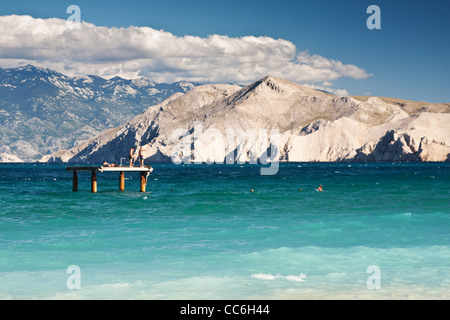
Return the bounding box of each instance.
[248,75,325,97]
[261,75,280,82]
[108,76,126,82]
[6,64,66,79]
[16,64,50,73]
[20,64,40,70]
[259,75,286,92]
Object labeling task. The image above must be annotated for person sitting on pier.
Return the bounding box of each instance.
[103,162,118,167]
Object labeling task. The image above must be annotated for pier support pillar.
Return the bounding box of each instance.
[91,170,97,193]
[119,171,125,191]
[67,166,152,194]
[140,171,147,192]
[72,170,78,192]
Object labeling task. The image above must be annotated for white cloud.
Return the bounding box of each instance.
[0,14,371,89]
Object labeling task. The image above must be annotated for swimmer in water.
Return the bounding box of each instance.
[316,185,323,192]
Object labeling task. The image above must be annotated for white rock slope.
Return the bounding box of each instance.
[44,76,450,163]
[0,153,24,163]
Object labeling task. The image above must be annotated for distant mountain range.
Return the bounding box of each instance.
[46,75,450,164]
[0,65,200,161]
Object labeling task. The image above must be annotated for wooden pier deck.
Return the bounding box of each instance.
[66,166,153,193]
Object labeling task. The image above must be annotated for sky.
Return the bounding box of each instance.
[0,0,449,102]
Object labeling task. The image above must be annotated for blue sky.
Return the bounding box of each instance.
[1,0,449,102]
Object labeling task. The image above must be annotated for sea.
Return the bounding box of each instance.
[0,162,449,300]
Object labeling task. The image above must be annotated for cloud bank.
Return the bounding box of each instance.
[0,15,370,93]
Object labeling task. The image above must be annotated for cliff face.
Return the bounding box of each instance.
[43,76,450,164]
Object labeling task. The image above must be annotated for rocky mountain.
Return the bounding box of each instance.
[45,75,450,164]
[0,65,199,161]
[0,153,24,163]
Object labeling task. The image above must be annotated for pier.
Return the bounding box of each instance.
[66,166,153,193]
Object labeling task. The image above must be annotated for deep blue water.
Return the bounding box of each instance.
[0,162,449,299]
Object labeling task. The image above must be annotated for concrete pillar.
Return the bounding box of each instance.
[72,170,78,192]
[91,170,97,193]
[140,171,147,192]
[119,171,125,191]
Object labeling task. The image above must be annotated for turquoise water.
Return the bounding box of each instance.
[0,163,449,299]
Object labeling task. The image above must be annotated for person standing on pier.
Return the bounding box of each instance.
[129,148,135,167]
[139,147,144,167]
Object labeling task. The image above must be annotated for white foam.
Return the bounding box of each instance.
[251,273,276,280]
[251,273,306,282]
[284,274,307,282]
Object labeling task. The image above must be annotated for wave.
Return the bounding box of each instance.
[251,273,306,282]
